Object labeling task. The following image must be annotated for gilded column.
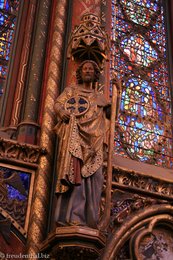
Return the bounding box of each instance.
[17,0,52,144]
[10,0,37,129]
[25,0,68,258]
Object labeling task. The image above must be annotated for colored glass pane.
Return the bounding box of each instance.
[111,0,173,168]
[121,0,159,26]
[0,166,30,227]
[3,168,30,200]
[121,34,158,66]
[0,0,20,95]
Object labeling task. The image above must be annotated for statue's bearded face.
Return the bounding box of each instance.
[81,62,95,83]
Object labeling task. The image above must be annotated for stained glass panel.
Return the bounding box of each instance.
[111,0,173,168]
[0,0,20,96]
[0,166,31,227]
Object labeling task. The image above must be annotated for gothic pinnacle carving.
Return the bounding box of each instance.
[67,13,109,66]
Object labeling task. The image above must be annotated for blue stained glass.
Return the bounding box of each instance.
[0,16,4,23]
[20,173,30,191]
[121,34,158,66]
[0,0,20,95]
[4,171,30,194]
[0,166,30,227]
[7,184,26,201]
[135,122,143,129]
[5,1,9,9]
[111,0,172,168]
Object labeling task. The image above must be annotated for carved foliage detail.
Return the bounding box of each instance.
[0,138,46,165]
[113,168,173,198]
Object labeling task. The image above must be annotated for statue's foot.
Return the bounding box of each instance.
[67,221,85,226]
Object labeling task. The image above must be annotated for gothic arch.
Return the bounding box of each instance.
[102,204,173,259]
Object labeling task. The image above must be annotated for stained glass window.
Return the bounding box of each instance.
[0,0,20,96]
[111,0,173,168]
[0,166,31,227]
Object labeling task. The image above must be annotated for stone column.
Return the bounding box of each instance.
[9,0,37,134]
[25,0,68,258]
[17,0,52,144]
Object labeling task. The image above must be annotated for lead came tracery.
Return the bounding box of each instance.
[0,0,20,96]
[111,0,173,168]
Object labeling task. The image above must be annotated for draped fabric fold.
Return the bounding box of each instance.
[54,86,109,193]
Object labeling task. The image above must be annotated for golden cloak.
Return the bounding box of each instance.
[54,86,109,193]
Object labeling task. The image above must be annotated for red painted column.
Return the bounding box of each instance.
[16,0,52,145]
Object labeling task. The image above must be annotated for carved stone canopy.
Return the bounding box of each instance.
[67,13,109,66]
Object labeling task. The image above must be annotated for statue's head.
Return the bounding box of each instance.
[76,60,100,84]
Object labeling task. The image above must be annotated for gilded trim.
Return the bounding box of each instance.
[25,0,69,257]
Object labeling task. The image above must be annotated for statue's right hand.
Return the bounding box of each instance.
[59,109,70,122]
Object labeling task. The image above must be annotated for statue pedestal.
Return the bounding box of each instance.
[40,226,106,259]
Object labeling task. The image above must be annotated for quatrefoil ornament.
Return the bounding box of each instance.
[65,96,90,116]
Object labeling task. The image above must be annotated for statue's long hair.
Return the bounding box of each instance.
[76,60,100,84]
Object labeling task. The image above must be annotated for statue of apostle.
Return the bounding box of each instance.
[54,60,110,228]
